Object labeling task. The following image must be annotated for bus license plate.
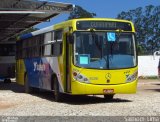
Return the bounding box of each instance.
[103,89,114,94]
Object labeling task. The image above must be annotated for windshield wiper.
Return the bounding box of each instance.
[109,29,122,56]
[90,30,108,68]
[90,29,102,57]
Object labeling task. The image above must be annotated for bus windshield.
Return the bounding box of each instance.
[73,31,137,69]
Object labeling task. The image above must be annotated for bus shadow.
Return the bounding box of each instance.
[0,81,132,104]
[145,89,160,92]
[150,82,160,86]
[62,95,132,105]
[153,83,160,86]
[144,82,160,92]
[31,91,132,105]
[0,82,24,93]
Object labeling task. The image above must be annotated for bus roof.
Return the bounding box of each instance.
[17,26,54,40]
[54,18,135,32]
[18,18,135,40]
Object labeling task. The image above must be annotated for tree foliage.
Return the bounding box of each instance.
[68,5,96,20]
[117,5,160,55]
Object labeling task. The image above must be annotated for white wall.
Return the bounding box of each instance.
[138,55,159,76]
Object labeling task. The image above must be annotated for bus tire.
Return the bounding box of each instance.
[54,77,62,102]
[24,74,32,93]
[104,94,114,100]
[4,79,11,83]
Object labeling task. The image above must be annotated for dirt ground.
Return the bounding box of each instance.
[0,79,160,116]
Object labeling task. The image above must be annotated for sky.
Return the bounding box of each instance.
[36,0,160,29]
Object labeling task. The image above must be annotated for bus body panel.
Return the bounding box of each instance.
[71,79,137,95]
[71,65,138,85]
[70,64,138,94]
[16,59,26,85]
[16,57,65,92]
[53,18,135,32]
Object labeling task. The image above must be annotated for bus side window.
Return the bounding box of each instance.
[38,34,44,56]
[44,32,52,56]
[35,46,39,57]
[52,30,63,56]
[52,42,62,56]
[54,30,62,42]
[51,31,55,55]
[41,45,45,56]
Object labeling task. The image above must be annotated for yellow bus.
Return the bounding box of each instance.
[16,18,138,101]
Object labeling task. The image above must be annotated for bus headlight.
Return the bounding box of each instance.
[126,71,138,83]
[73,72,90,83]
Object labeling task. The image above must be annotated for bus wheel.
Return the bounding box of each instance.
[104,94,114,100]
[24,74,32,93]
[54,77,62,102]
[4,79,11,83]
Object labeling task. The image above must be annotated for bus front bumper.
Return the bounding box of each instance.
[71,80,137,95]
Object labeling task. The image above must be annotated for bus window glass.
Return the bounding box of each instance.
[44,32,52,44]
[74,32,137,69]
[44,44,51,56]
[52,31,55,42]
[44,32,52,56]
[54,30,62,41]
[52,30,63,56]
[53,42,62,56]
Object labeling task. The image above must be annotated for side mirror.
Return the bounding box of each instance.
[67,34,74,44]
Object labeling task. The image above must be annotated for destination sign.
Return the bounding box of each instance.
[76,21,132,31]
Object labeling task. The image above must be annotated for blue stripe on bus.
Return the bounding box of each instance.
[24,58,53,89]
[19,33,33,40]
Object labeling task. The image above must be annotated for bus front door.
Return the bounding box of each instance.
[66,34,72,93]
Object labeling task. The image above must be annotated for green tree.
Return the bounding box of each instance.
[68,5,96,20]
[117,5,160,55]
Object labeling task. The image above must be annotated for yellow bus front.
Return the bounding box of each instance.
[69,19,138,95]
